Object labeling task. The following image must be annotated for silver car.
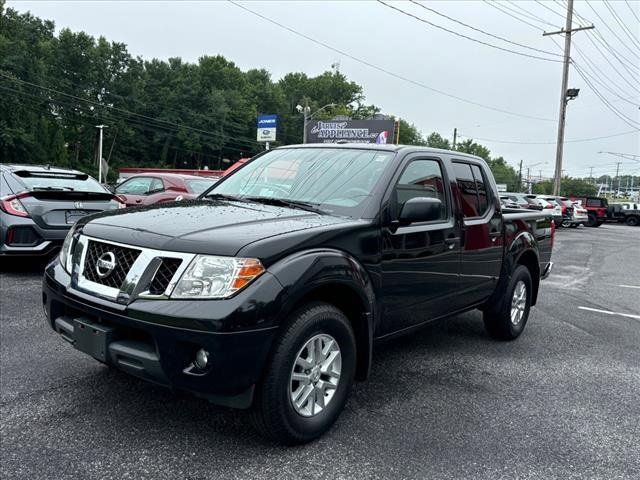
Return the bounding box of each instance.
[1,164,124,256]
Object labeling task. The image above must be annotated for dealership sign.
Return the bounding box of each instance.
[256,114,277,142]
[306,119,395,144]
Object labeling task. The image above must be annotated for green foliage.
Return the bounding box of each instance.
[0,5,524,192]
[533,178,598,196]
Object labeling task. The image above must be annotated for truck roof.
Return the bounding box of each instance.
[278,143,486,162]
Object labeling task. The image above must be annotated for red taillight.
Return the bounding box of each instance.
[0,192,30,217]
[544,204,553,209]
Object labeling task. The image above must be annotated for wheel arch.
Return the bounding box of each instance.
[268,249,377,381]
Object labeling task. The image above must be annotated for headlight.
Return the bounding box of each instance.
[171,255,265,299]
[59,225,77,273]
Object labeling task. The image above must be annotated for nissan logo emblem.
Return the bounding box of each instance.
[95,252,116,278]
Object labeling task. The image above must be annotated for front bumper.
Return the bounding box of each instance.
[42,260,283,408]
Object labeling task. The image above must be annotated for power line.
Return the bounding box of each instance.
[0,80,261,153]
[584,0,640,59]
[0,72,261,148]
[228,0,556,122]
[408,0,562,57]
[499,1,559,28]
[482,0,547,31]
[378,0,562,62]
[602,0,640,50]
[571,61,640,130]
[533,0,566,21]
[625,0,640,23]
[458,129,638,145]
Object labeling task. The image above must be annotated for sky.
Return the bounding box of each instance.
[7,0,640,179]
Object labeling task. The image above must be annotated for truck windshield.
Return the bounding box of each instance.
[206,148,394,217]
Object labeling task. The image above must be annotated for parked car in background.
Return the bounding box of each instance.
[114,173,218,207]
[607,203,640,226]
[222,157,250,177]
[116,167,223,184]
[502,192,543,210]
[499,196,521,209]
[534,197,563,226]
[567,204,588,228]
[570,196,607,227]
[1,164,124,256]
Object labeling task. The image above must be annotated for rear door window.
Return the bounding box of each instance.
[470,165,489,213]
[452,162,479,217]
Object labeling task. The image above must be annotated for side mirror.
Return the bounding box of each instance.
[399,197,443,224]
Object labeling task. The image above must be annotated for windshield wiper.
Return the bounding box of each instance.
[243,196,325,214]
[205,193,244,202]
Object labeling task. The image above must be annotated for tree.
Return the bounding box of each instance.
[533,178,597,196]
[425,132,450,150]
[398,119,425,145]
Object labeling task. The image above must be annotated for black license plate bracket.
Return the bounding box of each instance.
[73,318,113,362]
[65,210,89,224]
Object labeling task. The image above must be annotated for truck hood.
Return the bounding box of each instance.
[78,199,354,257]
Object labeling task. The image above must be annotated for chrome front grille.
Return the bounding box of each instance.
[83,240,141,288]
[74,235,195,303]
[148,258,183,295]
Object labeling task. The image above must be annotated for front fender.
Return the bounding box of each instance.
[267,248,376,380]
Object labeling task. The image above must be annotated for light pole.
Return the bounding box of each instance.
[96,124,107,183]
[297,101,337,144]
[524,161,546,193]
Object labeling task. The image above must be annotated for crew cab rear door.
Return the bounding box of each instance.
[451,161,503,305]
[380,155,462,335]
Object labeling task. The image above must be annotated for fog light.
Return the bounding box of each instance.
[194,349,209,369]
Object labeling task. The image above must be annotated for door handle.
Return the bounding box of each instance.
[135,199,142,203]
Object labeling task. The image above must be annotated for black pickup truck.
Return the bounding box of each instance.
[43,145,553,444]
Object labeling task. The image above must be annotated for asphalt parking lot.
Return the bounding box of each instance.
[1,224,639,480]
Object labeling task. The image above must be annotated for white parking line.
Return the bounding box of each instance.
[618,285,640,290]
[578,306,640,321]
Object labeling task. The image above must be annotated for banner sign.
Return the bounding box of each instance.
[257,114,277,142]
[305,119,395,144]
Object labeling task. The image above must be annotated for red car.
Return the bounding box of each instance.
[570,196,608,227]
[114,173,218,207]
[222,158,250,177]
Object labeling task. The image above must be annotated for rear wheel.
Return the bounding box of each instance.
[251,302,356,444]
[561,219,572,228]
[483,265,532,341]
[587,214,597,227]
[626,215,639,226]
[569,224,578,228]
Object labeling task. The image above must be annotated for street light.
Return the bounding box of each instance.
[296,101,337,144]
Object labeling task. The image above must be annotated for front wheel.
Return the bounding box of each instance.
[626,215,639,226]
[587,214,597,227]
[251,302,356,444]
[483,265,533,341]
[561,219,572,228]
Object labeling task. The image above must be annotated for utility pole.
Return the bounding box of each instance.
[589,166,594,183]
[527,167,531,194]
[518,160,523,191]
[302,98,309,144]
[615,162,622,195]
[96,125,107,183]
[452,128,457,149]
[543,0,594,196]
[539,170,543,181]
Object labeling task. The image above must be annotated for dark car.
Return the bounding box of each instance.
[115,173,218,207]
[1,164,124,256]
[502,192,543,210]
[43,145,553,444]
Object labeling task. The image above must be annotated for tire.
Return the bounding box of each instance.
[561,219,571,228]
[569,224,578,228]
[587,214,597,227]
[625,215,639,227]
[251,302,356,444]
[595,221,604,227]
[483,265,533,341]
